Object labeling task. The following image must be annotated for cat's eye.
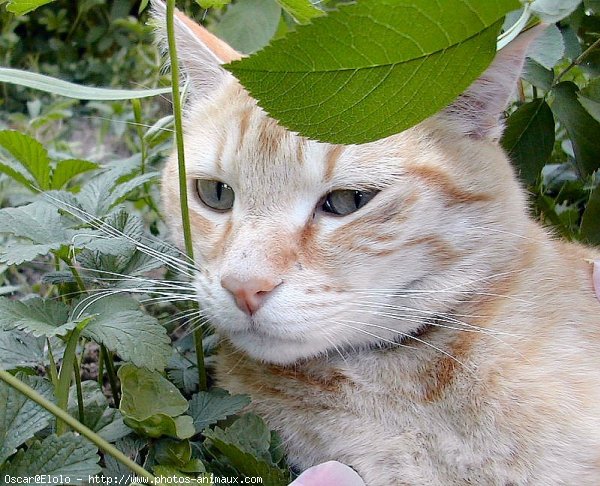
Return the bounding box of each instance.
[321,189,378,216]
[196,179,235,211]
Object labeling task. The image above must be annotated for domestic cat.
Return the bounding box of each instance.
[155,4,600,484]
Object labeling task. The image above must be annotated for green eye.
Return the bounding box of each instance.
[321,189,378,216]
[196,179,235,211]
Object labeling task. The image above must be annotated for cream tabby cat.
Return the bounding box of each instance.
[155,3,600,484]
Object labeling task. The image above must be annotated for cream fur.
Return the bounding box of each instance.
[155,4,600,483]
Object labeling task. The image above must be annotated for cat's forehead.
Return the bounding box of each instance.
[184,82,423,200]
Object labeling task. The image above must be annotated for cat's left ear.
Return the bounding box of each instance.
[151,0,242,97]
[441,25,546,141]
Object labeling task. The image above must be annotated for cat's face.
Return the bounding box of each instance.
[158,5,538,364]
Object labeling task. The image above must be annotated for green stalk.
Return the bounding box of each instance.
[552,38,600,88]
[47,339,59,386]
[73,357,85,423]
[101,345,120,408]
[0,370,156,483]
[97,347,104,388]
[166,0,207,392]
[56,324,84,435]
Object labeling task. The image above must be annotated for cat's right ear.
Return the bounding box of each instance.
[150,0,242,97]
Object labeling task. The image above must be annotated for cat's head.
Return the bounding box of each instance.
[155,2,540,364]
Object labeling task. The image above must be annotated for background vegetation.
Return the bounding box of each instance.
[0,0,598,483]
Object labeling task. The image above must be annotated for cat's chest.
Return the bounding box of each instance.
[214,342,509,484]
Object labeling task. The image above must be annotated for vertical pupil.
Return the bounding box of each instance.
[354,190,363,209]
[216,182,223,201]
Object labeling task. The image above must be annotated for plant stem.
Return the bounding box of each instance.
[101,344,120,407]
[0,370,156,483]
[62,256,86,294]
[73,357,85,423]
[553,38,600,87]
[56,326,83,435]
[166,0,207,392]
[47,339,59,386]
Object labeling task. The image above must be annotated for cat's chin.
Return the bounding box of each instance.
[225,330,327,365]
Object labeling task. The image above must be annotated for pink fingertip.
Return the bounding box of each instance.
[289,461,366,486]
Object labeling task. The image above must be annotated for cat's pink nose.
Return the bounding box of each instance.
[220,275,281,315]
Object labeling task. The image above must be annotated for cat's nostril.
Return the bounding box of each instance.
[220,275,282,315]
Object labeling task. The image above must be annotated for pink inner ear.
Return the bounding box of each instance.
[442,25,547,140]
[289,461,366,486]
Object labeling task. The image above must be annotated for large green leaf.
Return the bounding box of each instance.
[226,0,518,144]
[1,432,100,479]
[0,329,47,370]
[51,159,99,190]
[578,77,600,123]
[0,298,87,338]
[4,0,55,15]
[213,0,282,55]
[501,99,555,185]
[0,130,51,190]
[0,200,80,264]
[189,388,251,432]
[78,296,171,371]
[580,187,600,245]
[0,67,172,100]
[204,415,290,485]
[0,374,54,464]
[551,82,600,176]
[275,0,323,24]
[526,24,565,70]
[119,364,194,439]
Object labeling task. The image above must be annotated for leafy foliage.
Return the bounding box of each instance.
[0,374,54,463]
[227,0,519,143]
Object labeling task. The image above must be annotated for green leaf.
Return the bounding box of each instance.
[119,364,193,439]
[0,130,51,190]
[226,0,518,144]
[530,0,582,23]
[189,388,250,432]
[4,0,55,15]
[526,24,564,70]
[522,58,554,91]
[275,0,323,24]
[578,77,600,123]
[214,0,282,55]
[1,432,101,479]
[67,380,114,431]
[551,82,600,176]
[580,187,600,245]
[0,298,87,338]
[0,329,47,370]
[0,67,172,100]
[167,354,199,395]
[119,364,188,418]
[0,374,54,463]
[0,162,34,190]
[108,171,160,208]
[204,415,290,485]
[501,99,555,185]
[196,0,231,7]
[51,159,99,190]
[154,438,192,468]
[78,296,171,371]
[0,200,73,246]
